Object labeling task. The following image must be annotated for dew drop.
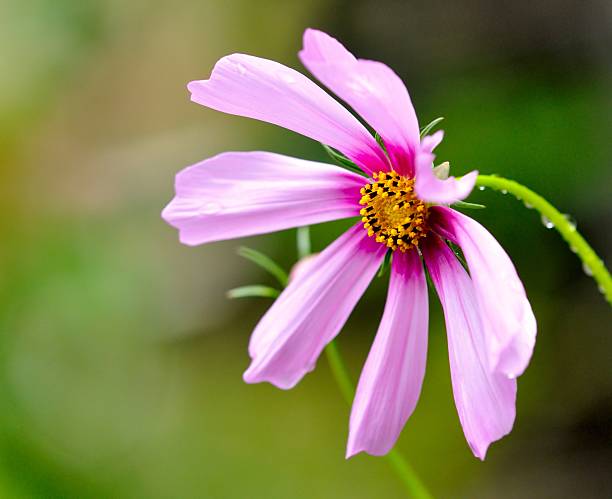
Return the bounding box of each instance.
[277,70,297,84]
[501,189,508,194]
[598,284,605,294]
[563,213,577,231]
[524,201,533,209]
[582,261,593,276]
[347,76,377,96]
[478,186,486,191]
[541,214,554,229]
[235,62,247,75]
[570,245,577,254]
[198,202,222,215]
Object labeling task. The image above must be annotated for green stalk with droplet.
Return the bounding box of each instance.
[475,175,612,304]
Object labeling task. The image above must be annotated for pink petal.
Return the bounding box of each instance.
[288,253,320,283]
[188,53,389,175]
[431,207,536,378]
[244,224,386,389]
[162,151,365,246]
[347,250,428,458]
[423,236,516,460]
[299,29,420,176]
[414,130,478,204]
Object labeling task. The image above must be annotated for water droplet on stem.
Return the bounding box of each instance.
[541,214,554,229]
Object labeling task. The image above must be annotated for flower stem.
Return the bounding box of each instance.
[296,226,312,260]
[475,175,612,305]
[299,227,432,498]
[324,340,434,499]
[323,340,353,405]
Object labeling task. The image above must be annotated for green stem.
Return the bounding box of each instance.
[296,226,312,260]
[324,341,434,499]
[300,227,431,498]
[475,175,612,305]
[323,340,354,405]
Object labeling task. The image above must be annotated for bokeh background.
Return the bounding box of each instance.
[1,0,611,497]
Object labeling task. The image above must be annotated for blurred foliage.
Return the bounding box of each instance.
[0,0,610,497]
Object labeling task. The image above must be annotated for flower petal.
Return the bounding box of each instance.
[347,250,428,458]
[162,151,365,246]
[414,131,478,204]
[188,53,389,175]
[244,224,386,389]
[299,28,420,176]
[423,236,516,460]
[431,207,536,378]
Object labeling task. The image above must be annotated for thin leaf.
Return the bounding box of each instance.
[321,144,368,177]
[447,241,469,271]
[452,201,486,210]
[423,265,435,291]
[227,285,281,299]
[374,132,388,153]
[420,117,444,138]
[297,226,311,260]
[377,250,392,278]
[237,246,288,287]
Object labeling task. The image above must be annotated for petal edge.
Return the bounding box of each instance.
[188,53,389,174]
[347,250,428,458]
[162,151,365,245]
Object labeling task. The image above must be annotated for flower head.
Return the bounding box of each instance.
[162,29,536,460]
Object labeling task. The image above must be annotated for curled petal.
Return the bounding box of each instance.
[162,151,364,245]
[423,236,516,460]
[299,28,420,176]
[188,53,389,175]
[431,207,536,378]
[347,250,428,458]
[244,224,386,389]
[415,130,478,204]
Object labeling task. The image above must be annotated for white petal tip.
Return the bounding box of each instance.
[242,368,298,391]
[415,169,479,204]
[186,80,202,94]
[470,443,489,461]
[345,440,391,459]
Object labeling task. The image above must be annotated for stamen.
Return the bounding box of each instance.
[359,171,429,252]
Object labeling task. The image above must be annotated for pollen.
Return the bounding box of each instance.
[359,171,429,252]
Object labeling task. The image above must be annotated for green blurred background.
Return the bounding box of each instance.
[1,0,610,497]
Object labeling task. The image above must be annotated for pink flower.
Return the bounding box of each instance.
[162,29,536,460]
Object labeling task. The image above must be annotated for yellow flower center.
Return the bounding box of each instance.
[359,171,429,252]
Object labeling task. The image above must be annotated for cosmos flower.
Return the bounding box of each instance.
[162,29,536,460]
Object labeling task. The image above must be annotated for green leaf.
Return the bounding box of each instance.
[237,246,289,287]
[447,241,468,271]
[452,201,486,210]
[420,117,444,138]
[226,285,281,299]
[377,250,392,278]
[321,144,368,176]
[374,132,388,153]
